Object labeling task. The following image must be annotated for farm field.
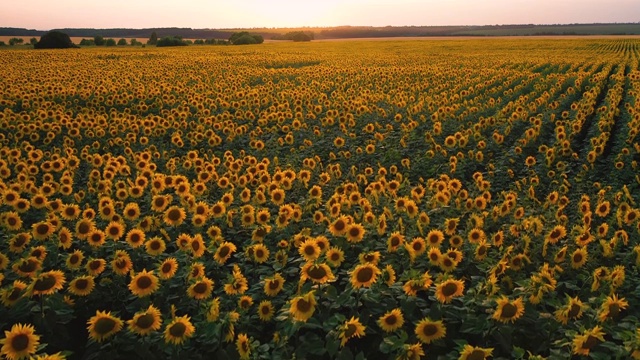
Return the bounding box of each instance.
[1,38,640,359]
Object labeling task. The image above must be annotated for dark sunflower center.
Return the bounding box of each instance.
[89,261,101,270]
[568,303,581,318]
[441,282,459,297]
[550,230,560,238]
[218,246,230,258]
[413,242,423,251]
[345,324,358,338]
[34,275,56,291]
[109,227,120,236]
[255,249,264,258]
[78,222,90,234]
[573,253,583,263]
[422,324,438,336]
[162,263,173,273]
[150,241,161,250]
[304,245,316,256]
[169,322,186,337]
[307,265,327,279]
[296,298,311,312]
[583,335,599,350]
[261,305,271,315]
[95,317,116,334]
[11,333,30,351]
[467,349,486,360]
[136,313,155,329]
[478,246,487,255]
[168,209,181,221]
[75,279,89,290]
[501,303,518,318]
[609,304,620,318]
[36,224,50,235]
[356,267,374,283]
[334,221,345,231]
[391,237,400,246]
[136,276,152,289]
[193,282,208,294]
[268,280,280,290]
[384,315,397,325]
[7,217,17,226]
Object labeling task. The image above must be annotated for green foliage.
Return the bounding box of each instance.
[156,36,188,47]
[148,31,158,45]
[79,38,95,46]
[9,37,24,46]
[117,38,127,46]
[29,37,38,46]
[130,39,142,46]
[105,38,117,47]
[93,35,105,46]
[34,31,78,49]
[229,32,264,45]
[274,31,314,42]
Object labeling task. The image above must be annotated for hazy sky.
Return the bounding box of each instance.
[2,0,639,29]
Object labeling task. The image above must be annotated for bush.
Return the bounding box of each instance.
[34,31,78,49]
[117,38,128,46]
[229,32,264,45]
[156,36,187,47]
[105,38,117,47]
[0,41,6,47]
[79,38,95,46]
[93,36,105,46]
[130,39,142,46]
[9,38,24,46]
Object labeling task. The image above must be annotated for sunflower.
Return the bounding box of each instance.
[433,278,464,303]
[164,315,195,345]
[31,221,54,241]
[214,242,237,265]
[238,295,253,310]
[74,218,94,240]
[129,269,159,298]
[387,231,405,252]
[9,233,30,253]
[1,280,28,307]
[264,273,285,296]
[87,310,123,342]
[111,250,133,276]
[104,221,125,241]
[359,251,381,265]
[236,333,251,360]
[458,345,494,360]
[407,237,427,258]
[427,247,442,265]
[289,291,316,322]
[300,262,335,284]
[414,318,446,344]
[122,229,145,249]
[467,228,486,244]
[67,276,95,297]
[270,188,285,205]
[187,276,214,300]
[61,204,81,221]
[325,247,345,267]
[598,294,628,322]
[492,296,525,323]
[31,270,65,296]
[189,234,206,258]
[65,250,84,270]
[145,237,166,256]
[554,296,586,325]
[257,300,274,321]
[595,201,610,217]
[572,326,605,356]
[397,342,424,360]
[252,243,270,263]
[3,211,22,231]
[298,238,321,262]
[86,229,106,248]
[163,206,186,226]
[350,263,382,289]
[158,258,179,279]
[444,218,459,235]
[346,223,366,243]
[329,216,349,237]
[377,308,404,333]
[223,265,248,295]
[545,225,567,244]
[339,317,366,347]
[570,247,588,269]
[128,305,163,336]
[0,323,40,360]
[151,195,171,212]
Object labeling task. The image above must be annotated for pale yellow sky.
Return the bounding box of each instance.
[2,0,639,29]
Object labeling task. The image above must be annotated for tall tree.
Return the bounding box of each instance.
[148,31,158,45]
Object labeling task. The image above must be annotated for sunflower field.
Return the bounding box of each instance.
[1,38,640,359]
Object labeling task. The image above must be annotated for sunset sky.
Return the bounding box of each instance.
[2,0,639,30]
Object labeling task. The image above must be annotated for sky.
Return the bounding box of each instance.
[2,0,639,30]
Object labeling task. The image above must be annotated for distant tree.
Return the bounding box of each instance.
[156,36,187,47]
[0,41,6,47]
[9,38,24,46]
[229,32,264,45]
[29,37,38,46]
[93,35,105,46]
[130,39,142,46]
[34,31,78,49]
[194,39,205,45]
[117,38,127,46]
[289,31,313,42]
[79,38,95,46]
[105,38,117,46]
[148,31,158,45]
